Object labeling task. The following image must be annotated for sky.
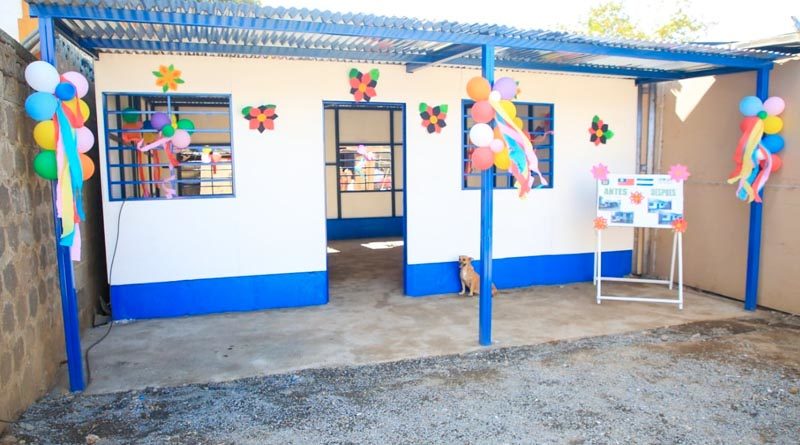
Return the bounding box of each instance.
[1,0,798,42]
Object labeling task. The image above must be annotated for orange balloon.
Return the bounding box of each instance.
[466,76,491,101]
[80,154,95,180]
[122,121,143,144]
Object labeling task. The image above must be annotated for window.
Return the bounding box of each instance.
[323,103,404,219]
[103,93,234,200]
[462,100,554,190]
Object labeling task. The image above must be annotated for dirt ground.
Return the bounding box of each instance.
[2,313,799,445]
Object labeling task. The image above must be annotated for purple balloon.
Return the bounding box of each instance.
[150,112,170,130]
[493,77,517,100]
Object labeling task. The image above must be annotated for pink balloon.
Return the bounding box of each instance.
[171,129,191,149]
[489,138,504,153]
[470,147,494,171]
[76,126,94,153]
[763,97,785,115]
[61,71,89,99]
[470,100,495,124]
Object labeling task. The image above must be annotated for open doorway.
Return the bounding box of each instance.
[323,102,405,301]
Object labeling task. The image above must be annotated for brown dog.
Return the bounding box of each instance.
[458,255,497,297]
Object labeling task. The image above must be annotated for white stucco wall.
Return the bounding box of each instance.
[94,54,636,286]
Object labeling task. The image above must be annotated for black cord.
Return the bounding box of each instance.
[107,200,126,283]
[84,321,113,386]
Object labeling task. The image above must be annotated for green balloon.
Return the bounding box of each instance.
[176,118,195,135]
[33,151,58,180]
[757,110,768,120]
[121,107,141,124]
[161,125,176,137]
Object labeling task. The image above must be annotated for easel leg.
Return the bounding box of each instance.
[596,230,602,304]
[669,230,677,290]
[678,232,684,310]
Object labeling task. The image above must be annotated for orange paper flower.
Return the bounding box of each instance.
[671,218,687,233]
[630,191,644,205]
[593,216,608,230]
[153,64,184,92]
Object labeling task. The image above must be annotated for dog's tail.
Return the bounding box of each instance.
[492,284,498,296]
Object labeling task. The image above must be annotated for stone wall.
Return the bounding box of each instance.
[0,28,106,430]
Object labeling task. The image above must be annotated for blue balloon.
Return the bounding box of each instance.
[54,82,76,101]
[739,96,763,117]
[761,134,785,154]
[24,92,58,121]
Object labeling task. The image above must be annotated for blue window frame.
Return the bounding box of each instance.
[103,92,234,201]
[461,100,554,190]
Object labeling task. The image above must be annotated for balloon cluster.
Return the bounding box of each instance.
[728,96,787,203]
[135,111,195,199]
[465,76,546,198]
[24,61,94,260]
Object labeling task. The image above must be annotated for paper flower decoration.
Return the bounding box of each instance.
[630,191,644,205]
[589,115,614,146]
[591,163,609,181]
[349,68,379,102]
[242,105,278,133]
[671,218,688,233]
[419,103,448,134]
[593,216,608,230]
[152,64,184,92]
[669,164,691,182]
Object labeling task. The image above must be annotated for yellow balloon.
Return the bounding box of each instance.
[763,116,783,135]
[494,148,510,171]
[499,100,516,119]
[64,98,91,124]
[33,120,56,150]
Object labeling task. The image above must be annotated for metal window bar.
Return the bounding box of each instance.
[461,100,554,190]
[103,92,234,201]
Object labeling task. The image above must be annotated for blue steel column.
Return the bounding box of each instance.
[479,45,494,345]
[39,17,86,391]
[744,67,771,311]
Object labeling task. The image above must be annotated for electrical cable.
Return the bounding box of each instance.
[83,200,125,386]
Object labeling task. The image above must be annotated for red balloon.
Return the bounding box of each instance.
[470,100,495,124]
[471,147,495,171]
[739,116,759,133]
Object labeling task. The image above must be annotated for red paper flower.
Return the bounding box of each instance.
[349,68,380,102]
[671,218,687,233]
[630,191,644,205]
[593,216,608,230]
[419,103,448,134]
[588,115,614,146]
[242,105,278,133]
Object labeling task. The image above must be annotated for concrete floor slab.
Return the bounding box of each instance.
[82,239,747,394]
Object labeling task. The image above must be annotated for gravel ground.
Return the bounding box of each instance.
[3,314,799,445]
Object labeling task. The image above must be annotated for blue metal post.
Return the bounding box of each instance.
[479,45,494,346]
[744,67,771,311]
[39,17,86,391]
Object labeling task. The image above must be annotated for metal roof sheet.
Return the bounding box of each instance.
[27,0,791,81]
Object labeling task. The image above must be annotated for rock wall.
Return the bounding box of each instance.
[0,28,106,431]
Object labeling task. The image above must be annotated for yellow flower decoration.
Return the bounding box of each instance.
[152,64,184,92]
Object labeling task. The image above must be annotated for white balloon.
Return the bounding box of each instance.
[61,71,89,98]
[24,61,60,93]
[469,123,494,147]
[488,91,502,102]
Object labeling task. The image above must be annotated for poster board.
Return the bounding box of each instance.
[597,174,684,229]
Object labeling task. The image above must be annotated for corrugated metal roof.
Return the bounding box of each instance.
[27,0,790,81]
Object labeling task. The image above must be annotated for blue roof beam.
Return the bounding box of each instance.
[405,44,478,73]
[77,38,686,80]
[29,4,776,70]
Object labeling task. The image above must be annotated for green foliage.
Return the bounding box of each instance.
[580,1,706,41]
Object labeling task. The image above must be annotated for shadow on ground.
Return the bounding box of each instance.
[3,313,799,445]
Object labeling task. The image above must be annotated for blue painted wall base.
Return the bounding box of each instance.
[111,271,328,320]
[327,217,403,240]
[406,250,632,296]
